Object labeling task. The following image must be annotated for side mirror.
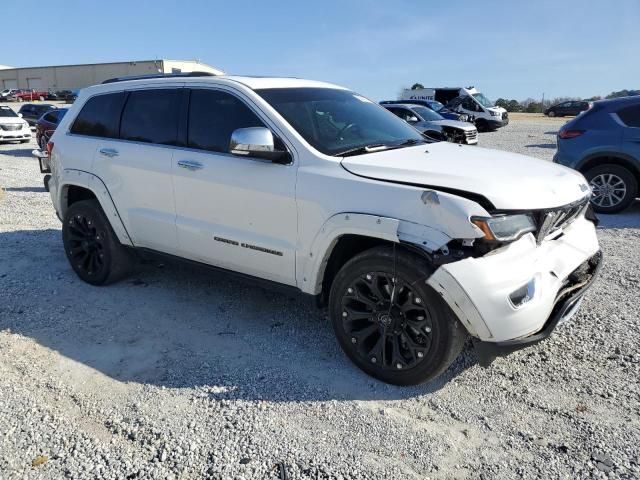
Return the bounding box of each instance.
[229,127,290,164]
[18,113,23,118]
[408,116,419,123]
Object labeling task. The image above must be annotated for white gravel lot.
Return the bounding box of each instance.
[0,111,639,479]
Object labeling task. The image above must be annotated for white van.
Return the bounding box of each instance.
[401,86,508,131]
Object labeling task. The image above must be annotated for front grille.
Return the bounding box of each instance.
[464,129,478,140]
[535,196,590,242]
[0,124,22,131]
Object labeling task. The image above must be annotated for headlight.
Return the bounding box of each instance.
[490,110,501,117]
[459,114,468,122]
[471,214,536,242]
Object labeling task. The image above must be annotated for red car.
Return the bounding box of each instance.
[35,108,68,150]
[9,89,49,102]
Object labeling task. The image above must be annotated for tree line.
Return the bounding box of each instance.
[495,89,640,113]
[406,84,639,113]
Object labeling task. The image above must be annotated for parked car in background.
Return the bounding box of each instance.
[35,108,67,149]
[18,103,56,126]
[383,102,478,144]
[545,100,592,117]
[1,88,20,100]
[8,89,49,102]
[46,90,78,103]
[0,105,32,143]
[381,99,472,122]
[554,96,640,213]
[401,86,508,131]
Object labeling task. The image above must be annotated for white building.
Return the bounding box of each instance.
[0,59,224,91]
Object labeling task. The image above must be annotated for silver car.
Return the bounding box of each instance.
[383,103,478,144]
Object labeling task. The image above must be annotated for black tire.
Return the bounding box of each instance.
[329,246,467,385]
[584,164,638,214]
[62,199,133,285]
[475,119,489,132]
[548,110,556,117]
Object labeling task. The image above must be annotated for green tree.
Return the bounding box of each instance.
[411,83,425,90]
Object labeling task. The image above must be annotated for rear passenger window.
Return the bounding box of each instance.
[617,105,640,128]
[188,89,265,153]
[42,111,58,123]
[71,92,125,138]
[120,89,181,145]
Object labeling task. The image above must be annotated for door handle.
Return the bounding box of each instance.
[177,160,204,171]
[99,148,119,158]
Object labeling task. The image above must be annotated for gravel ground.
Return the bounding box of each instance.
[1,112,639,479]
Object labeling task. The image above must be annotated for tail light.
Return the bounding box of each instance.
[46,141,54,156]
[559,129,585,139]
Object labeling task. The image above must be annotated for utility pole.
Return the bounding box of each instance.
[541,92,545,111]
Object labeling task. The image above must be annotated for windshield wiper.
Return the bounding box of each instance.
[335,139,427,157]
[334,144,389,157]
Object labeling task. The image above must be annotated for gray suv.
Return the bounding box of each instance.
[554,96,640,213]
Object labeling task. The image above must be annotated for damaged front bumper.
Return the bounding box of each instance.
[427,215,601,359]
[473,250,601,365]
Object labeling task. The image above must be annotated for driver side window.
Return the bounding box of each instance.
[188,89,266,153]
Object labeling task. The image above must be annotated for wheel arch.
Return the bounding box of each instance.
[577,153,640,186]
[302,213,452,303]
[58,170,133,246]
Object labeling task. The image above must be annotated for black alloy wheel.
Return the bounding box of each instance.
[340,271,434,371]
[66,212,107,278]
[329,246,466,385]
[62,199,133,285]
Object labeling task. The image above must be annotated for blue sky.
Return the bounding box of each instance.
[4,0,638,102]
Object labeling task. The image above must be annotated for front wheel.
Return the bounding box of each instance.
[62,199,134,285]
[548,110,556,117]
[329,246,466,385]
[585,164,638,213]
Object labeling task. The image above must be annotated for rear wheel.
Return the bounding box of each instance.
[585,164,637,213]
[548,110,556,117]
[62,199,134,285]
[329,246,466,385]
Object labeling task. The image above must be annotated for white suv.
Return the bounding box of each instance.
[45,74,602,385]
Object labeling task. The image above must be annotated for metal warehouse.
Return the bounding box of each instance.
[0,59,224,91]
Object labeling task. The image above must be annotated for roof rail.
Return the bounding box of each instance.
[101,71,217,84]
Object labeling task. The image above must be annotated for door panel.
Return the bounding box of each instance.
[93,140,178,253]
[172,88,298,286]
[173,151,297,285]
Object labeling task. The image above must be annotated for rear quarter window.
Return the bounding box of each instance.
[70,92,126,138]
[617,104,640,128]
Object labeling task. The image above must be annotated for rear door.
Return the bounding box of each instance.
[89,86,182,254]
[171,87,298,286]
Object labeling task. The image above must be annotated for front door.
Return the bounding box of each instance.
[172,87,298,286]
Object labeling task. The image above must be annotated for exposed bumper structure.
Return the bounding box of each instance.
[428,216,600,344]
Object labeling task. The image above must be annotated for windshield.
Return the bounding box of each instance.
[472,93,494,108]
[0,106,18,118]
[410,106,444,121]
[426,100,445,111]
[256,88,424,156]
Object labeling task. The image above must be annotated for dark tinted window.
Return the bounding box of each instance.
[71,92,125,138]
[19,105,33,114]
[120,89,180,145]
[617,104,640,128]
[188,89,265,153]
[42,111,59,123]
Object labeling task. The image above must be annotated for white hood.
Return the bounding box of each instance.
[341,143,589,210]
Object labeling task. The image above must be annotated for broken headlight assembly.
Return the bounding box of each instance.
[471,214,536,242]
